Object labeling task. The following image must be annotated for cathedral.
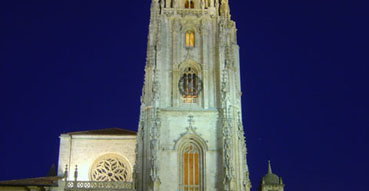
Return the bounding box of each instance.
[0,0,285,191]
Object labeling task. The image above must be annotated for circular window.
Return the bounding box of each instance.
[90,154,131,182]
[178,67,203,98]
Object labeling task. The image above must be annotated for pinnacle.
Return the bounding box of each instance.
[268,160,273,174]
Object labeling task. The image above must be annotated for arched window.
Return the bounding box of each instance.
[185,0,195,8]
[176,133,207,191]
[185,31,195,48]
[183,143,200,190]
[178,67,202,103]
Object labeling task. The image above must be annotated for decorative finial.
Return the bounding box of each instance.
[151,0,160,11]
[268,160,272,174]
[188,115,194,127]
[64,165,68,180]
[74,165,78,181]
[220,0,230,18]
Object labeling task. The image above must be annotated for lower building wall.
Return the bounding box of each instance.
[0,186,52,191]
[58,134,136,182]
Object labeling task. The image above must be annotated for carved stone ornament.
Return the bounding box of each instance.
[174,115,208,150]
[178,71,203,97]
[177,56,203,105]
[149,109,161,183]
[90,154,132,182]
[220,67,234,188]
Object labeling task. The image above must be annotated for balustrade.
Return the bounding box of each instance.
[65,180,134,190]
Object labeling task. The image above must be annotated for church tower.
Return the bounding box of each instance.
[135,0,251,190]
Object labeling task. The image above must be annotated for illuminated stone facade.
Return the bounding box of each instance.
[0,1,258,191]
[135,0,251,190]
[55,128,136,191]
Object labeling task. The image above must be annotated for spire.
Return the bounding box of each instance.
[220,0,230,18]
[151,0,159,10]
[268,160,272,174]
[46,164,57,177]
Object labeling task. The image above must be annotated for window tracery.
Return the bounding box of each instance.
[178,67,202,103]
[90,155,131,182]
[176,120,207,191]
[183,143,200,190]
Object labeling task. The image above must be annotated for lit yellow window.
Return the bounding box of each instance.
[183,144,200,191]
[186,31,195,47]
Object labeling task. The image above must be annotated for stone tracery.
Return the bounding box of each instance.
[90,154,132,182]
[175,115,208,191]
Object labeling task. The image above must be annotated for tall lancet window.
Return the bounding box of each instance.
[177,136,207,191]
[183,143,201,191]
[178,67,202,103]
[185,31,195,48]
[185,0,195,8]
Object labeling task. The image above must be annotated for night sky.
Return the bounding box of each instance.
[0,1,368,191]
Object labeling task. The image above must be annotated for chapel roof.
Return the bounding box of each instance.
[260,161,283,186]
[0,176,62,187]
[66,127,137,136]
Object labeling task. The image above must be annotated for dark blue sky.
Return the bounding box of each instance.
[0,1,368,191]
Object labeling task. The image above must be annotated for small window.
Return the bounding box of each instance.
[185,0,195,8]
[185,31,195,48]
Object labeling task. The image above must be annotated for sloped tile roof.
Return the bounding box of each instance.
[67,127,137,135]
[0,176,62,187]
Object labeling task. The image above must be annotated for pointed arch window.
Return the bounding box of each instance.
[185,0,195,8]
[176,133,207,191]
[185,31,195,48]
[178,139,206,191]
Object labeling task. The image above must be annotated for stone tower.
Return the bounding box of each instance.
[135,0,251,190]
[259,161,285,191]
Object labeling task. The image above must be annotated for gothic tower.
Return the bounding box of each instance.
[135,0,251,190]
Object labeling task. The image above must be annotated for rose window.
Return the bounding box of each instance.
[90,155,131,182]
